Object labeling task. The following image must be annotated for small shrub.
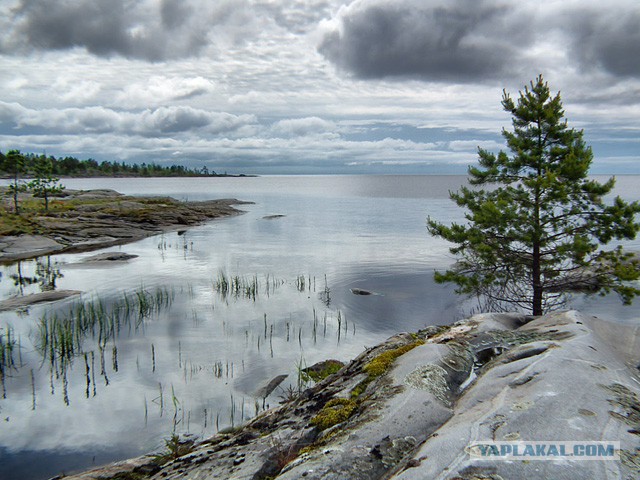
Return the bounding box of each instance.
[153,434,195,465]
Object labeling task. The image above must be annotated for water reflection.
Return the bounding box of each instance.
[5,257,64,297]
[0,175,636,480]
[0,259,373,480]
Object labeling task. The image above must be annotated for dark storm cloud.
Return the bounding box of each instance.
[4,0,250,61]
[319,0,640,82]
[569,9,640,78]
[14,1,131,57]
[318,0,528,81]
[160,0,193,30]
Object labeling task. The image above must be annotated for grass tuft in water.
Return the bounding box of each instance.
[34,286,174,376]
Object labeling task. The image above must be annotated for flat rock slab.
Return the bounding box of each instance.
[393,311,640,480]
[0,235,66,262]
[75,252,139,264]
[0,289,82,311]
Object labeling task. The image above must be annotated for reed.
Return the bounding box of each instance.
[214,271,262,301]
[30,368,36,410]
[34,286,174,371]
[295,275,306,292]
[0,326,17,385]
[312,308,318,344]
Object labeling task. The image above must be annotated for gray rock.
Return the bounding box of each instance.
[0,290,82,311]
[0,235,65,262]
[73,252,139,265]
[350,288,374,296]
[392,311,640,480]
[254,374,289,399]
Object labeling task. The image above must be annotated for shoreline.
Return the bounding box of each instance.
[0,188,251,263]
[60,310,640,480]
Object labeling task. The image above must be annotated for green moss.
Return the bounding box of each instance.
[364,341,424,378]
[350,379,369,399]
[310,398,358,431]
[348,340,425,399]
[301,360,344,382]
[298,445,316,456]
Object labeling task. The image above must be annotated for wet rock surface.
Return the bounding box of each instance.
[62,311,640,480]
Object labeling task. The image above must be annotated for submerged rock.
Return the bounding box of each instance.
[73,252,139,265]
[254,374,289,399]
[350,288,373,295]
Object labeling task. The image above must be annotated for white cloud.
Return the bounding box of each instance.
[116,76,216,107]
[0,0,638,173]
[271,117,336,137]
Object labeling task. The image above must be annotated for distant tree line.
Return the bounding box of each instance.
[0,151,226,178]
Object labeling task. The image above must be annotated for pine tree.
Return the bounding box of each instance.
[427,76,640,315]
[3,150,26,215]
[28,156,65,211]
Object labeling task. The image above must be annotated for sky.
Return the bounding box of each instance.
[0,0,639,175]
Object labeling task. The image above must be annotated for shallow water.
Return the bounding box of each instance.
[0,175,638,480]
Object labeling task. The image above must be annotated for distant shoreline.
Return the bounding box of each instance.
[0,173,258,179]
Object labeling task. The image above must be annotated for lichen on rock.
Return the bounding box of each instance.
[404,364,451,406]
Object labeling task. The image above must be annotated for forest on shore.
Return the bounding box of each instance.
[0,150,244,177]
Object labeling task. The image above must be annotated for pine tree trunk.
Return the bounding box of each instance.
[12,175,19,215]
[532,243,543,315]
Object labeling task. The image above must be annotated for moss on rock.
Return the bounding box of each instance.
[310,398,358,431]
[364,341,424,378]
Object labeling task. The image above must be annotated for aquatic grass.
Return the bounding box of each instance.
[0,326,17,371]
[33,286,174,375]
[295,275,306,292]
[213,271,261,301]
[0,326,18,398]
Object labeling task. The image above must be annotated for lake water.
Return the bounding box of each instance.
[0,175,638,480]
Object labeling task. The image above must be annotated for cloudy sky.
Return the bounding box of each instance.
[1,0,639,174]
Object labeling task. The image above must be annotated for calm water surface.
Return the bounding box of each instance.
[0,175,637,480]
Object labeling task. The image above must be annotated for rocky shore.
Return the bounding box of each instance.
[61,310,640,480]
[0,188,250,262]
